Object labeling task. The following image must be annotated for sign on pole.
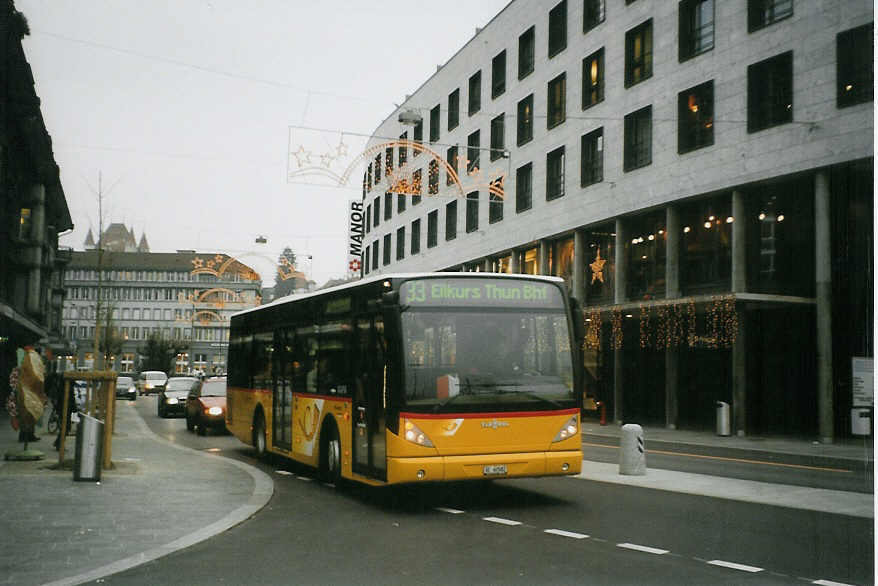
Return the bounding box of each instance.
[347,199,364,277]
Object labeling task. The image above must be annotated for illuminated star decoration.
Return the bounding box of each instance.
[277,257,296,281]
[191,257,204,269]
[348,259,361,272]
[293,145,312,168]
[214,254,224,265]
[335,139,349,158]
[319,151,335,168]
[590,247,607,284]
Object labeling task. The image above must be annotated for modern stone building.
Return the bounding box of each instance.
[361,0,873,440]
[1,0,73,379]
[61,242,262,376]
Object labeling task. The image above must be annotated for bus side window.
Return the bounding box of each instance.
[294,326,318,393]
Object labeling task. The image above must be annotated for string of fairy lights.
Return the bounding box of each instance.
[582,295,739,352]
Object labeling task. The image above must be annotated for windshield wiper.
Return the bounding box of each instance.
[496,388,563,409]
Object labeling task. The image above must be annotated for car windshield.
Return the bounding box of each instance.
[201,381,227,397]
[145,373,166,381]
[401,308,575,413]
[166,378,198,391]
[117,377,133,385]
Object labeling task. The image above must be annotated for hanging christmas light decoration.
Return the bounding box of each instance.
[584,308,602,351]
[611,307,623,350]
[639,304,652,349]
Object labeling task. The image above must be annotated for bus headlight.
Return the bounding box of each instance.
[403,419,434,447]
[552,415,579,442]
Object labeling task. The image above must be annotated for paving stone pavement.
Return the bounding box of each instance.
[0,400,273,586]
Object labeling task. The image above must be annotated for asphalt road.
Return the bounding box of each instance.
[102,397,873,586]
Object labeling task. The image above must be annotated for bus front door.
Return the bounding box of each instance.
[352,316,386,481]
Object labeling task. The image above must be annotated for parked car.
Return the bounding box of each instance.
[115,375,136,401]
[157,377,201,418]
[137,371,167,395]
[186,376,227,435]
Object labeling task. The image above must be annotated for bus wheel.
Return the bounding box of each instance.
[320,423,341,485]
[252,412,267,459]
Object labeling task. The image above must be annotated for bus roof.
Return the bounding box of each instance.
[233,272,566,319]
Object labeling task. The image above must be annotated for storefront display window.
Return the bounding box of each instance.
[627,211,666,300]
[552,237,574,292]
[680,195,731,294]
[584,224,615,304]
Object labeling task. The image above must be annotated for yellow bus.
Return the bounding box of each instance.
[226,273,584,486]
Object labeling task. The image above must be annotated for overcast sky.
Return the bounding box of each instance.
[18,0,510,286]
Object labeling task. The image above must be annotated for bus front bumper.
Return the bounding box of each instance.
[387,451,582,484]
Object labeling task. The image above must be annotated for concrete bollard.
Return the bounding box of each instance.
[619,423,646,475]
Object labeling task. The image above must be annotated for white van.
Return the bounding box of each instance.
[137,371,168,396]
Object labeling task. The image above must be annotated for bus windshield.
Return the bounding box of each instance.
[400,305,575,414]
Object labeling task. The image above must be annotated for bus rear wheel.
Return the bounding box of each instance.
[320,423,341,485]
[252,412,267,459]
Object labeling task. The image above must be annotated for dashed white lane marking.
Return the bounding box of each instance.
[812,580,857,586]
[296,476,312,481]
[707,560,763,573]
[544,529,589,539]
[482,516,522,526]
[617,543,669,555]
[275,470,293,476]
[435,507,465,514]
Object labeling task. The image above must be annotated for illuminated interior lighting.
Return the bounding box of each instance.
[625,314,634,318]
[658,229,664,235]
[845,84,853,91]
[708,215,715,221]
[641,255,647,260]
[777,214,785,222]
[648,234,655,240]
[704,221,712,229]
[758,212,766,220]
[683,226,691,233]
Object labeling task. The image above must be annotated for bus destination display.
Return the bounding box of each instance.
[401,278,562,308]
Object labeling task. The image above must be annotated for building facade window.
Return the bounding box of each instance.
[373,197,380,227]
[413,119,423,155]
[397,193,406,214]
[385,147,393,175]
[379,234,389,266]
[546,146,566,201]
[581,127,603,187]
[583,0,605,33]
[411,219,421,254]
[398,131,407,166]
[364,246,370,274]
[430,104,440,142]
[384,191,393,220]
[446,145,458,186]
[582,48,604,109]
[374,154,382,182]
[516,162,533,212]
[625,19,653,87]
[489,188,504,224]
[448,88,460,130]
[680,196,733,294]
[427,210,438,248]
[547,72,566,129]
[627,211,667,300]
[492,50,506,98]
[468,70,482,116]
[584,224,616,304]
[748,0,792,33]
[518,26,535,79]
[396,227,405,260]
[552,236,575,291]
[446,200,458,241]
[678,80,714,153]
[466,191,479,233]
[837,24,873,108]
[428,160,439,194]
[366,164,372,191]
[372,240,379,270]
[412,169,423,204]
[467,131,480,175]
[679,0,714,62]
[747,51,793,133]
[624,105,652,171]
[517,94,534,146]
[490,114,505,161]
[548,0,567,58]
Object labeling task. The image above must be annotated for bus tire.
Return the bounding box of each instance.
[252,411,267,459]
[320,420,341,486]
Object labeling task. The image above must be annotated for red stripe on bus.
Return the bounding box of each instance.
[228,387,271,394]
[400,407,579,419]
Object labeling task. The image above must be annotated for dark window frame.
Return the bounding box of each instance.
[582,48,605,109]
[516,162,533,213]
[427,210,438,248]
[383,234,391,266]
[467,130,480,175]
[546,146,566,201]
[468,70,482,116]
[747,51,793,133]
[837,24,874,108]
[411,219,421,255]
[624,105,652,172]
[678,80,715,154]
[492,50,506,98]
[396,226,405,261]
[625,19,653,88]
[547,72,567,129]
[517,94,534,146]
[490,113,505,161]
[679,0,715,62]
[518,26,535,79]
[466,191,479,233]
[429,104,441,142]
[583,0,605,33]
[446,145,458,186]
[580,127,603,187]
[412,169,423,205]
[446,200,458,241]
[384,191,392,221]
[413,120,423,156]
[748,0,793,33]
[448,88,460,131]
[548,0,568,58]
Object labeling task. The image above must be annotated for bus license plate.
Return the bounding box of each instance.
[483,464,507,476]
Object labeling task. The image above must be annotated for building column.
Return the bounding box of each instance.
[665,206,680,429]
[509,248,520,274]
[613,219,627,423]
[26,183,46,316]
[483,258,491,272]
[815,171,834,443]
[538,240,550,276]
[731,190,747,436]
[573,230,585,302]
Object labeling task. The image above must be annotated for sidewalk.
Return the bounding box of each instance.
[0,400,273,586]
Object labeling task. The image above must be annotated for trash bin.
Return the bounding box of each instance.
[716,401,731,436]
[851,408,871,436]
[74,412,103,481]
